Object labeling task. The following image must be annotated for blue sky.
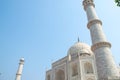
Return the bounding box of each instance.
[0,0,120,80]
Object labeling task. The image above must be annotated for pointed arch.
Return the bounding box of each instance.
[55,69,65,80]
[72,63,78,76]
[47,75,50,80]
[84,62,93,74]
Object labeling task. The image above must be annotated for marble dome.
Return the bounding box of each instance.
[68,42,93,55]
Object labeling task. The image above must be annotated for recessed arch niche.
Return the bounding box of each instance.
[47,75,50,80]
[84,62,94,74]
[71,63,78,76]
[55,69,65,80]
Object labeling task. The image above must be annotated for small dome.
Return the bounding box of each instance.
[68,42,93,55]
[20,58,24,61]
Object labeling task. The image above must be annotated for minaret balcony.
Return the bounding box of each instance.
[91,42,111,51]
[87,19,102,29]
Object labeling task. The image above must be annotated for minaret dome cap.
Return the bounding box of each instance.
[20,58,24,61]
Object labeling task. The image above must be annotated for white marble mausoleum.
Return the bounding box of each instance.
[45,0,120,80]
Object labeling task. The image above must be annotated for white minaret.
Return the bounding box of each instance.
[83,0,119,79]
[15,58,24,80]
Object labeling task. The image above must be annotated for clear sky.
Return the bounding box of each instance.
[0,0,120,80]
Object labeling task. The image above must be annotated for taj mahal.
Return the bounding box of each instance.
[15,0,120,80]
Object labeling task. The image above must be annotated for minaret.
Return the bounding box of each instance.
[82,0,119,79]
[15,58,24,80]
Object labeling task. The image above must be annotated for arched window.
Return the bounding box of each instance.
[55,69,65,80]
[84,62,93,74]
[47,75,50,80]
[72,63,78,76]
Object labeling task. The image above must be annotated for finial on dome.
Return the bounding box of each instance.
[78,37,80,42]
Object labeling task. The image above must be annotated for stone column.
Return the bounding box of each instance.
[83,0,119,79]
[15,58,24,80]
